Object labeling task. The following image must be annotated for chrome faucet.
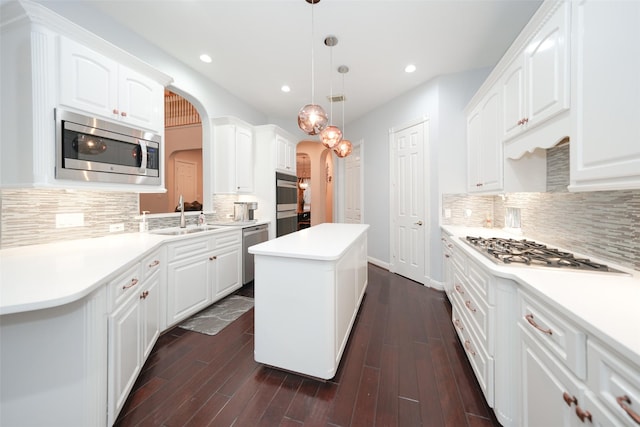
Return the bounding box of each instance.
[178,194,186,228]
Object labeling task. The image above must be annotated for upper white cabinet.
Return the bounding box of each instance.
[501,1,571,141]
[59,37,164,133]
[276,133,297,175]
[467,88,502,192]
[212,118,254,194]
[569,0,640,191]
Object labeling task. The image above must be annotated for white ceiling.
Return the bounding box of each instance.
[51,0,543,124]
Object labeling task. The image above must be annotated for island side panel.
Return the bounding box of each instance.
[254,256,336,379]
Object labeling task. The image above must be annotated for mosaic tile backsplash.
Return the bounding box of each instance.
[442,144,640,271]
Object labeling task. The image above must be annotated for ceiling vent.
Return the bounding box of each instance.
[327,94,346,103]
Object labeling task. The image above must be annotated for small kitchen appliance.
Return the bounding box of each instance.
[464,236,626,274]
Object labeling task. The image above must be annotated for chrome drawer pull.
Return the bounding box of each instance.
[465,300,476,313]
[148,260,160,268]
[122,278,139,290]
[616,395,640,424]
[525,313,552,335]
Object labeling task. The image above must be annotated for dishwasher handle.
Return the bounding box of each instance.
[243,225,268,237]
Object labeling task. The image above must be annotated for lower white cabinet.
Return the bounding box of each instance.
[166,229,242,327]
[107,249,163,426]
[518,289,640,427]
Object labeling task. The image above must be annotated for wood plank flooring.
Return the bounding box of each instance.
[115,264,500,427]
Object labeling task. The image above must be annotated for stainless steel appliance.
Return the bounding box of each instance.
[55,108,161,185]
[276,172,298,237]
[234,201,259,222]
[243,223,269,284]
[464,236,626,274]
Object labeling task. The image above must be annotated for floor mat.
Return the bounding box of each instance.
[178,295,254,335]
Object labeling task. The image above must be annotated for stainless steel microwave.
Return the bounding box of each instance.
[55,109,161,185]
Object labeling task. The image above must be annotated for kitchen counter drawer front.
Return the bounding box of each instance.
[141,248,163,282]
[166,235,212,260]
[587,340,640,426]
[451,269,494,355]
[108,262,142,310]
[451,241,467,275]
[519,290,587,380]
[452,304,495,406]
[211,230,242,251]
[467,257,493,305]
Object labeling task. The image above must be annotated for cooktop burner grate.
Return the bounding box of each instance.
[463,236,626,274]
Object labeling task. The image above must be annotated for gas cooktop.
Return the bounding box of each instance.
[463,236,627,274]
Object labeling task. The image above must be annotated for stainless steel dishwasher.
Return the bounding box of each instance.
[242,224,269,284]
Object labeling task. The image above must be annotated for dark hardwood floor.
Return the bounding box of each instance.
[115,264,500,427]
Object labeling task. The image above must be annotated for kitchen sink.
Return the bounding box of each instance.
[151,225,221,235]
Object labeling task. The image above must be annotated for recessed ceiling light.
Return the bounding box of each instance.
[405,64,416,73]
[281,85,291,93]
[199,54,212,63]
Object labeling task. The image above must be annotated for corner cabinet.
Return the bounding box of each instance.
[59,36,164,133]
[569,0,640,191]
[212,118,255,194]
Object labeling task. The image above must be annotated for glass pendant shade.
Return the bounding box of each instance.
[319,125,342,148]
[298,104,328,135]
[334,139,352,158]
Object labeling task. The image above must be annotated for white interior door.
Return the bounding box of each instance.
[390,120,427,283]
[175,159,197,206]
[344,144,362,224]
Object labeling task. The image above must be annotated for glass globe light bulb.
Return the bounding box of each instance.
[334,139,353,158]
[298,104,328,135]
[319,125,343,149]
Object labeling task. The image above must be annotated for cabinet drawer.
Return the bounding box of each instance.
[211,230,241,250]
[587,340,640,426]
[451,242,466,275]
[108,262,142,309]
[166,236,212,260]
[452,304,494,406]
[467,257,493,304]
[518,290,586,379]
[141,248,163,281]
[451,270,494,356]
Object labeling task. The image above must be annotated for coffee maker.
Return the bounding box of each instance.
[233,202,258,222]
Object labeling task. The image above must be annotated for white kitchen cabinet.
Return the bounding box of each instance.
[467,88,502,192]
[501,1,570,142]
[166,229,242,327]
[59,36,164,133]
[569,0,640,191]
[276,133,297,174]
[212,118,255,194]
[107,248,163,425]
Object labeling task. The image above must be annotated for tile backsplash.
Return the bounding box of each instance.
[442,144,640,271]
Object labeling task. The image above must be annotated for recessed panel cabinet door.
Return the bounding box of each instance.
[118,67,163,132]
[167,256,211,324]
[213,247,241,299]
[570,0,640,191]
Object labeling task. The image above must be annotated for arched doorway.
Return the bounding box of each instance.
[296,141,333,226]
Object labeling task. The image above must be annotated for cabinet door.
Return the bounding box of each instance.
[141,272,161,360]
[276,135,295,174]
[118,66,164,132]
[478,90,502,191]
[108,292,142,422]
[235,125,254,192]
[466,106,482,192]
[212,246,241,299]
[59,37,118,119]
[570,0,640,191]
[525,1,570,128]
[502,58,525,140]
[167,256,211,324]
[520,326,583,427]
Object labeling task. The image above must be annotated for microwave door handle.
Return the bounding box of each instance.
[138,139,147,173]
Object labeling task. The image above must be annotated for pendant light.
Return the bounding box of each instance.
[319,35,342,149]
[334,65,353,158]
[297,0,328,135]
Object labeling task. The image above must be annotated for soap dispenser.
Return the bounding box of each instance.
[198,211,206,227]
[139,211,150,232]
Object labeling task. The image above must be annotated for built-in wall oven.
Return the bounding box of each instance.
[276,172,298,237]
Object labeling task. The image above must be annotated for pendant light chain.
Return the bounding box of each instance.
[310,2,315,104]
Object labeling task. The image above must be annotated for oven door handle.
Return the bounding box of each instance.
[276,179,298,189]
[138,139,147,173]
[277,210,297,219]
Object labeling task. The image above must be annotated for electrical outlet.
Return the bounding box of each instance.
[55,213,84,228]
[109,223,125,232]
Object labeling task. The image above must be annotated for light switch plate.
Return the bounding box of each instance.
[55,213,84,228]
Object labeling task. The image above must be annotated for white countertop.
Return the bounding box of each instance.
[249,223,369,261]
[442,225,640,364]
[0,226,237,315]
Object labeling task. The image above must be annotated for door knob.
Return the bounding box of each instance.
[415,221,423,226]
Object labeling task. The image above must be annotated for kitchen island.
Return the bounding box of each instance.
[249,223,369,379]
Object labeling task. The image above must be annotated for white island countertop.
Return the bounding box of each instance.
[249,223,370,261]
[441,225,640,365]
